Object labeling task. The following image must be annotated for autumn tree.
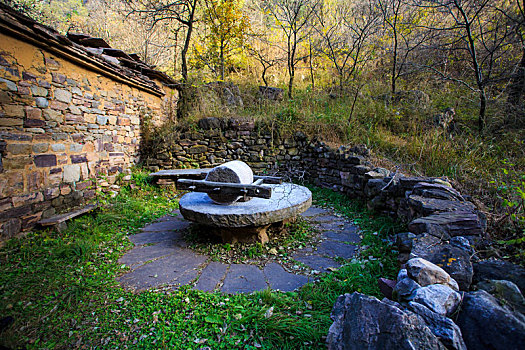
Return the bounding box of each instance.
[497,0,525,126]
[415,0,516,131]
[1,0,88,32]
[263,0,321,99]
[376,0,434,96]
[197,0,250,81]
[246,32,285,87]
[124,0,199,83]
[315,0,379,94]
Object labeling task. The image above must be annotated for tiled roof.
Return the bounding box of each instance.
[0,3,176,96]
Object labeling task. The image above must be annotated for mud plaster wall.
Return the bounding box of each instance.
[0,33,177,239]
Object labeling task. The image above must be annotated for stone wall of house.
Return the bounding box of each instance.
[143,117,486,247]
[0,33,177,239]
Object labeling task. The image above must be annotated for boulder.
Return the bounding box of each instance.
[206,81,243,107]
[407,195,476,218]
[473,260,525,295]
[426,244,473,291]
[410,234,442,260]
[229,118,255,131]
[381,298,403,309]
[258,86,284,101]
[408,301,467,350]
[412,284,462,316]
[456,290,525,350]
[198,117,227,130]
[450,236,474,255]
[393,277,420,302]
[411,182,465,202]
[397,268,408,282]
[399,177,440,190]
[409,211,484,240]
[476,279,525,314]
[407,258,458,290]
[433,107,456,132]
[395,232,416,253]
[327,292,446,350]
[378,278,396,300]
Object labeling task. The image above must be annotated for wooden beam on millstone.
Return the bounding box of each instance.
[149,169,212,183]
[176,179,272,199]
[149,169,283,184]
[253,175,283,184]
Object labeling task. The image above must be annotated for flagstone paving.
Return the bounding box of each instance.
[117,206,361,293]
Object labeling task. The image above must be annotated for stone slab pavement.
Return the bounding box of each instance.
[117,206,361,294]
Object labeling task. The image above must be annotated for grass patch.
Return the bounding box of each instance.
[0,180,401,349]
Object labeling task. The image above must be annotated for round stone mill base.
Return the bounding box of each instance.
[179,183,312,244]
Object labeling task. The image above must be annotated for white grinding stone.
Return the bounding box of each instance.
[205,160,254,204]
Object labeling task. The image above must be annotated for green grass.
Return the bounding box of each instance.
[0,178,402,349]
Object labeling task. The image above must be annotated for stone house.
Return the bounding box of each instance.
[0,4,177,239]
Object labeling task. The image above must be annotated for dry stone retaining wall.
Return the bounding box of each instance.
[143,117,486,246]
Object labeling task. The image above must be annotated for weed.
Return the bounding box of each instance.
[490,160,525,261]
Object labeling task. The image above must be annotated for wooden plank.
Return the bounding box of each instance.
[252,179,264,186]
[38,204,98,226]
[253,175,283,184]
[150,169,282,184]
[176,179,272,199]
[149,168,211,180]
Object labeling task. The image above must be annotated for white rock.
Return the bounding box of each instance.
[412,284,462,316]
[407,258,457,290]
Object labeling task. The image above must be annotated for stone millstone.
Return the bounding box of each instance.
[205,160,253,204]
[179,183,312,228]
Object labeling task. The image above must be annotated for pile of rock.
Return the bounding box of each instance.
[258,86,284,101]
[327,257,525,350]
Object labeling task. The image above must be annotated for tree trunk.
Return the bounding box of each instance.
[391,1,399,96]
[309,39,315,90]
[181,30,190,82]
[288,72,294,99]
[391,28,398,95]
[177,0,197,119]
[479,89,487,132]
[220,40,225,81]
[262,65,268,87]
[180,0,197,83]
[288,33,297,99]
[348,85,361,122]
